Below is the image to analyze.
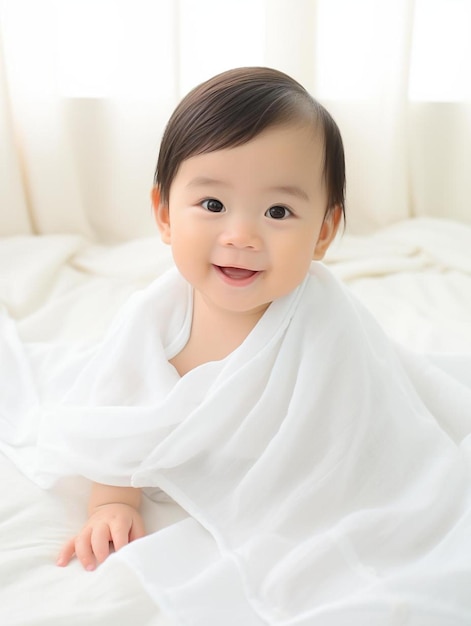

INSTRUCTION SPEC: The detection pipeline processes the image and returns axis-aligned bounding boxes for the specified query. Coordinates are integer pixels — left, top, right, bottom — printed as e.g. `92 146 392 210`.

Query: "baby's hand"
56 502 146 571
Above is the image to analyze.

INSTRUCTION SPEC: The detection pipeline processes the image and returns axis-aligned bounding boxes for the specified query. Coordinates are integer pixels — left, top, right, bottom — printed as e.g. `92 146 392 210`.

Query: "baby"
57 66 346 570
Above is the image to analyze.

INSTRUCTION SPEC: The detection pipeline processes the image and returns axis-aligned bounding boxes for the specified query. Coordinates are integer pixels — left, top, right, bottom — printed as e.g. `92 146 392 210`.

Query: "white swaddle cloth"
2 262 471 625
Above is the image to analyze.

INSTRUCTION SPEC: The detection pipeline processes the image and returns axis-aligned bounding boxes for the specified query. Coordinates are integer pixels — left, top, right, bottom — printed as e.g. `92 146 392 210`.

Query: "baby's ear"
151 187 171 244
313 205 342 260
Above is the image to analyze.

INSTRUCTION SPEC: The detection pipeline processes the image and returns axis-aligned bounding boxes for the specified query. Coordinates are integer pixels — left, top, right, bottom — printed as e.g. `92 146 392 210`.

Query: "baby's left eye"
266 205 291 220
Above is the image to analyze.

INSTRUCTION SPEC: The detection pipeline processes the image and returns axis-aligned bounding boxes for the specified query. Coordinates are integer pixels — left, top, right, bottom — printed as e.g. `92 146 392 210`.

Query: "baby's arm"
57 483 145 571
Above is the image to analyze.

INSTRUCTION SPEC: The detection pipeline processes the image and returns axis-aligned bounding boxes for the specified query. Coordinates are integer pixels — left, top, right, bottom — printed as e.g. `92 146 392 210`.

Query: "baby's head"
154 66 345 221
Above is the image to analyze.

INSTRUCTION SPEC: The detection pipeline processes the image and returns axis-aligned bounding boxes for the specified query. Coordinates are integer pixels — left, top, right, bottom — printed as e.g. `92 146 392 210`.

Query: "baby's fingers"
109 516 136 553
90 523 113 565
129 514 146 543
56 537 77 567
74 526 98 571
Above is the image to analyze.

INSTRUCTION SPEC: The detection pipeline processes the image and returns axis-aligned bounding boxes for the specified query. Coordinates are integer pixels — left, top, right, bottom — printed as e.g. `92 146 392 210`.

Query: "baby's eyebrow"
268 185 310 202
186 176 227 189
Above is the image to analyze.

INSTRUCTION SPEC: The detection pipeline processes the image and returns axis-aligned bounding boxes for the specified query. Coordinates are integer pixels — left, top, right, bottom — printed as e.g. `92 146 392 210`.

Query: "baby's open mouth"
216 266 258 280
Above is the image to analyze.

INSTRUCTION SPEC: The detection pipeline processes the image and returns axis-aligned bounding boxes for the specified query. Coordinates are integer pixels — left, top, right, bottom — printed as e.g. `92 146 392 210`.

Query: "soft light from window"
55 0 176 99
177 0 265 96
314 0 406 100
409 0 471 101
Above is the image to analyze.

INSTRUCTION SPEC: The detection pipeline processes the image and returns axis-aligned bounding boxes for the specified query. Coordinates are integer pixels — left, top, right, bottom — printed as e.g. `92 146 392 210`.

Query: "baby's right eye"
201 199 225 213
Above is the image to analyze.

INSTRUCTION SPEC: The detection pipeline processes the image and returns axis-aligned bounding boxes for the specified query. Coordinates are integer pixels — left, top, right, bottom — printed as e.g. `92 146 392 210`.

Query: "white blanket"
2 261 471 624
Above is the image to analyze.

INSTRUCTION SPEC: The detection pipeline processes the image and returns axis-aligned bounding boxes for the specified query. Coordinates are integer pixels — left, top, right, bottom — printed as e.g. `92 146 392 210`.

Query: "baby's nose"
219 216 261 249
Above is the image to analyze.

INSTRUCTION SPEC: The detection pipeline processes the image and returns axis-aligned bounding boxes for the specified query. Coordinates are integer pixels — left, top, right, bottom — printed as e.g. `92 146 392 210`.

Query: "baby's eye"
266 205 291 220
201 198 225 213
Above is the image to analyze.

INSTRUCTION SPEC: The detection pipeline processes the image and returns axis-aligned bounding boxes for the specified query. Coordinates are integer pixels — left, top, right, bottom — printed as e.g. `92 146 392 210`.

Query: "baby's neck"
170 293 268 376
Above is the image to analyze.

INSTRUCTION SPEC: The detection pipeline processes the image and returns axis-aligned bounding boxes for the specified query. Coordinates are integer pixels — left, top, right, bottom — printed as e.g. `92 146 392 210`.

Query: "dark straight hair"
154 67 345 220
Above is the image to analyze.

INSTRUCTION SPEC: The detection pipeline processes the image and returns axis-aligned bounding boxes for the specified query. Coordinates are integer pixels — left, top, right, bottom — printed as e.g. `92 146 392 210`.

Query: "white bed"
1 216 471 625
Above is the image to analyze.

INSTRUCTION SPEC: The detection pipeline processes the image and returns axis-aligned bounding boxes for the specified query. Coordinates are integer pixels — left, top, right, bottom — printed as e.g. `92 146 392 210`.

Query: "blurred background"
1 0 470 241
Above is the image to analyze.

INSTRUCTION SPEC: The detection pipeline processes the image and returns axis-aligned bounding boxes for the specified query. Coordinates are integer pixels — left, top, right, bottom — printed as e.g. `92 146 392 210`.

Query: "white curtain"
1 0 470 241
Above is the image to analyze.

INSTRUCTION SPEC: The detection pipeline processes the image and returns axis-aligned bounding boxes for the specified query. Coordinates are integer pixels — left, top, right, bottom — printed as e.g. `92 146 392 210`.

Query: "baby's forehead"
199 119 325 163
171 122 327 198
237 120 325 163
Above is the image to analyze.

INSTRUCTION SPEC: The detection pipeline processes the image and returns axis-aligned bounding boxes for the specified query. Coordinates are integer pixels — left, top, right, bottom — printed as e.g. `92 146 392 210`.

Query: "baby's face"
157 122 339 322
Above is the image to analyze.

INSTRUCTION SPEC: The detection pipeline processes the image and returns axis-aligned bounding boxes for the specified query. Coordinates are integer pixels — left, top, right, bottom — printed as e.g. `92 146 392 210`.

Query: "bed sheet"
327 218 471 353
1 217 470 625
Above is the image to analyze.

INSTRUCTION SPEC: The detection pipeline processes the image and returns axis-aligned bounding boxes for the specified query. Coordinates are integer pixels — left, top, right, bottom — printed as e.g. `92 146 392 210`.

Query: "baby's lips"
219 266 258 280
